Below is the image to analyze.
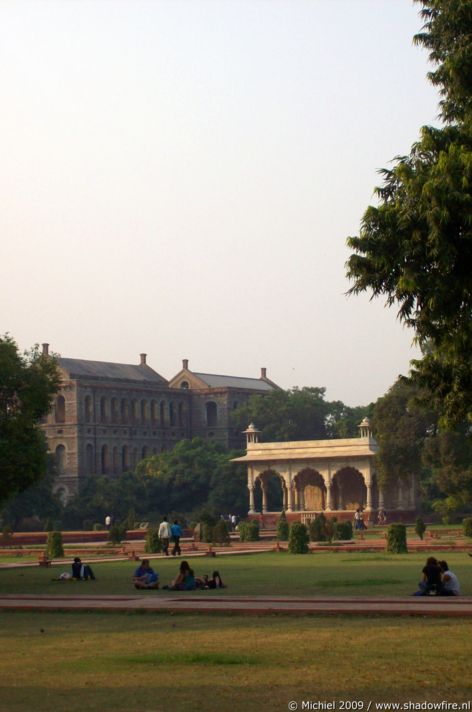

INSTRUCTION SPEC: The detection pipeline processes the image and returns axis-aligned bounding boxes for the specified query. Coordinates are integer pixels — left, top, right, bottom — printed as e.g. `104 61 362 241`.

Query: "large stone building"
41 344 278 501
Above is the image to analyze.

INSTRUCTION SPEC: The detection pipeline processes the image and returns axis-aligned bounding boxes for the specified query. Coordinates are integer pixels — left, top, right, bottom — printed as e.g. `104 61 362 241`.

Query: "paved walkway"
1 593 471 617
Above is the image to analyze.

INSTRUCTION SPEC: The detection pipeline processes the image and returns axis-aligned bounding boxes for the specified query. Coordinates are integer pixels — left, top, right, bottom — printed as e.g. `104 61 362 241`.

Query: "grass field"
1 611 472 712
1 551 472 597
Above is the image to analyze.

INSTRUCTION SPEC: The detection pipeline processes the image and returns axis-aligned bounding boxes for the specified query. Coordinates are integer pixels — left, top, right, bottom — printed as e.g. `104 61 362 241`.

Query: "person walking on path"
171 519 182 556
159 516 172 556
105 514 111 530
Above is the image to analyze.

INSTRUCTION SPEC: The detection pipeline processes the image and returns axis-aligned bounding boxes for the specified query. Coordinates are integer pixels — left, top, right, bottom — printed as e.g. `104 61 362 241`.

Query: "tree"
0 336 60 504
346 1 472 426
1 455 62 528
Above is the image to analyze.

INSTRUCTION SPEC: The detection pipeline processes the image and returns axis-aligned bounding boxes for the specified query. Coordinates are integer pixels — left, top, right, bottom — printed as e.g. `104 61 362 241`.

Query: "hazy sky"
0 0 440 406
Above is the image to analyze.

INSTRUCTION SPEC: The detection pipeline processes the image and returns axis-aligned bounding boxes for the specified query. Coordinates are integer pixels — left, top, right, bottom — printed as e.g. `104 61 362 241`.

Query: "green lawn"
1 551 471 597
0 611 471 712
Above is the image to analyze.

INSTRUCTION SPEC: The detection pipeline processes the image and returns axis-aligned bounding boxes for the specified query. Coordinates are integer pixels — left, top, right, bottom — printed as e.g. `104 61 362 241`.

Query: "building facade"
41 345 277 501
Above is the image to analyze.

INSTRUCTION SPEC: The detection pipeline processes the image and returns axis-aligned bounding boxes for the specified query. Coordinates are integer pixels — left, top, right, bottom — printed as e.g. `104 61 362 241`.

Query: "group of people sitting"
133 559 225 591
414 557 460 596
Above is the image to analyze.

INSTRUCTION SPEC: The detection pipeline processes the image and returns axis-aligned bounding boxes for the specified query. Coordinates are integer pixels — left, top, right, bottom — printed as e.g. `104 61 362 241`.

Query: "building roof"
192 372 275 391
58 358 168 385
232 436 378 463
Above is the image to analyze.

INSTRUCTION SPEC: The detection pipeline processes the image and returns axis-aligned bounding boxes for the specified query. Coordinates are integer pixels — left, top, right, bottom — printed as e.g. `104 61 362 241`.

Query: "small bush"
238 520 260 542
145 526 162 553
201 522 214 543
387 524 408 553
337 520 353 540
213 519 231 545
276 511 289 541
415 517 426 540
309 513 327 542
463 518 472 538
288 522 309 554
108 522 127 545
93 522 104 531
46 531 64 558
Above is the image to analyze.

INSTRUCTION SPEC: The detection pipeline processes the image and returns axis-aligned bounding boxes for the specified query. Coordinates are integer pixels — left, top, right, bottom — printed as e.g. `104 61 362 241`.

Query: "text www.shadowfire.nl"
287 702 471 711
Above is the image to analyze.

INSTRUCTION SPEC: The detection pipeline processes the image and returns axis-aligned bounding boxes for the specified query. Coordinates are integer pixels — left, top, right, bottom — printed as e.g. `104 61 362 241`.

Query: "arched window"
131 447 138 469
206 401 218 427
84 395 93 423
141 399 148 425
101 445 109 474
100 397 108 423
169 402 176 426
122 445 129 470
111 398 119 423
180 381 189 389
55 444 66 474
151 400 158 425
142 446 148 460
160 401 166 427
112 446 119 473
121 399 128 423
131 400 138 424
85 443 94 473
55 396 65 423
178 402 186 426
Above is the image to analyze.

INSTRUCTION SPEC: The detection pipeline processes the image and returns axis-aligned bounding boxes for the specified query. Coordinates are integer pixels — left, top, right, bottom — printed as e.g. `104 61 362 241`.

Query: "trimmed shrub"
386 523 408 553
213 519 231 545
46 531 64 558
309 513 327 542
238 520 260 542
201 522 214 543
415 517 426 540
288 522 309 554
337 520 353 540
276 511 289 541
325 517 338 543
463 517 472 538
145 526 162 553
108 522 127 545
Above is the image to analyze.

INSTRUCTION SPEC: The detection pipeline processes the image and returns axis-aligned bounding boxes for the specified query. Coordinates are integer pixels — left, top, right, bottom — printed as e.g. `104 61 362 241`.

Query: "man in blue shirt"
171 520 182 556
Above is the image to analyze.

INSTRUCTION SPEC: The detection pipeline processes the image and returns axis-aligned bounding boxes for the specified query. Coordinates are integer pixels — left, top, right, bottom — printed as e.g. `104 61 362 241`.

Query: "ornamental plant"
309 513 327 542
276 511 289 541
46 531 64 558
213 519 231 545
386 524 408 553
415 517 426 540
463 518 472 538
145 526 162 553
288 522 309 554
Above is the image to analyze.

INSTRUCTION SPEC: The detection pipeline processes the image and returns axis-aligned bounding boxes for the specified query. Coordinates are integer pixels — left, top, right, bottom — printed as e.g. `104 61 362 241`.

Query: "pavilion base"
248 510 419 528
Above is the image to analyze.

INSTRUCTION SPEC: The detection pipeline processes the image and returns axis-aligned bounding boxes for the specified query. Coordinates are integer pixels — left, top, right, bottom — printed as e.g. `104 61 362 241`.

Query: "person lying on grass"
201 571 226 589
133 559 159 589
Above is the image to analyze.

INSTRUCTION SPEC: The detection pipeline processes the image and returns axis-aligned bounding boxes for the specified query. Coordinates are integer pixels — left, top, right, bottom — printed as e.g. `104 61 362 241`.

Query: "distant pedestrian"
171 519 182 556
231 514 238 531
158 516 172 556
105 514 111 530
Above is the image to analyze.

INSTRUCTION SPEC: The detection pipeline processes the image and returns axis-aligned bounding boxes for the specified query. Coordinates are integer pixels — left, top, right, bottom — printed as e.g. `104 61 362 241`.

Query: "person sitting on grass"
438 560 461 596
133 559 159 589
72 557 96 581
414 556 443 596
163 560 196 591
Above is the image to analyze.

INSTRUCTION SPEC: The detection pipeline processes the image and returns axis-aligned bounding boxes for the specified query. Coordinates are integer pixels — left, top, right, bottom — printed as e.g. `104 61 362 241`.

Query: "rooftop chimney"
261 367 267 379
42 343 49 357
140 353 147 366
182 359 189 370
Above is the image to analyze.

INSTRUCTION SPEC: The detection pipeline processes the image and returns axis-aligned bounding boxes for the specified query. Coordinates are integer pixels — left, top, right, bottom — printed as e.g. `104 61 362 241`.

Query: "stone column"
288 482 295 512
326 482 333 511
262 482 268 513
378 487 385 510
366 482 373 510
248 485 255 514
283 483 288 511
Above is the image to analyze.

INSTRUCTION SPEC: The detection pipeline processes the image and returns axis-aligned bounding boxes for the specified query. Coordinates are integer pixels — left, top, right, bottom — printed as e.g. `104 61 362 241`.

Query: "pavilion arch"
332 467 367 511
254 469 285 512
293 468 327 511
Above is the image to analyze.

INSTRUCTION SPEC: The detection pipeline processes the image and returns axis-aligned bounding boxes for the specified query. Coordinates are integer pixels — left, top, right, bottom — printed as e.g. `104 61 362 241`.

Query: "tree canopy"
346 0 472 426
0 336 60 504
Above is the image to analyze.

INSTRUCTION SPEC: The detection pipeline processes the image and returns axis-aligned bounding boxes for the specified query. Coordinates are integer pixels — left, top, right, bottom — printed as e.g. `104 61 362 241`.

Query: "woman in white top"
439 560 461 596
